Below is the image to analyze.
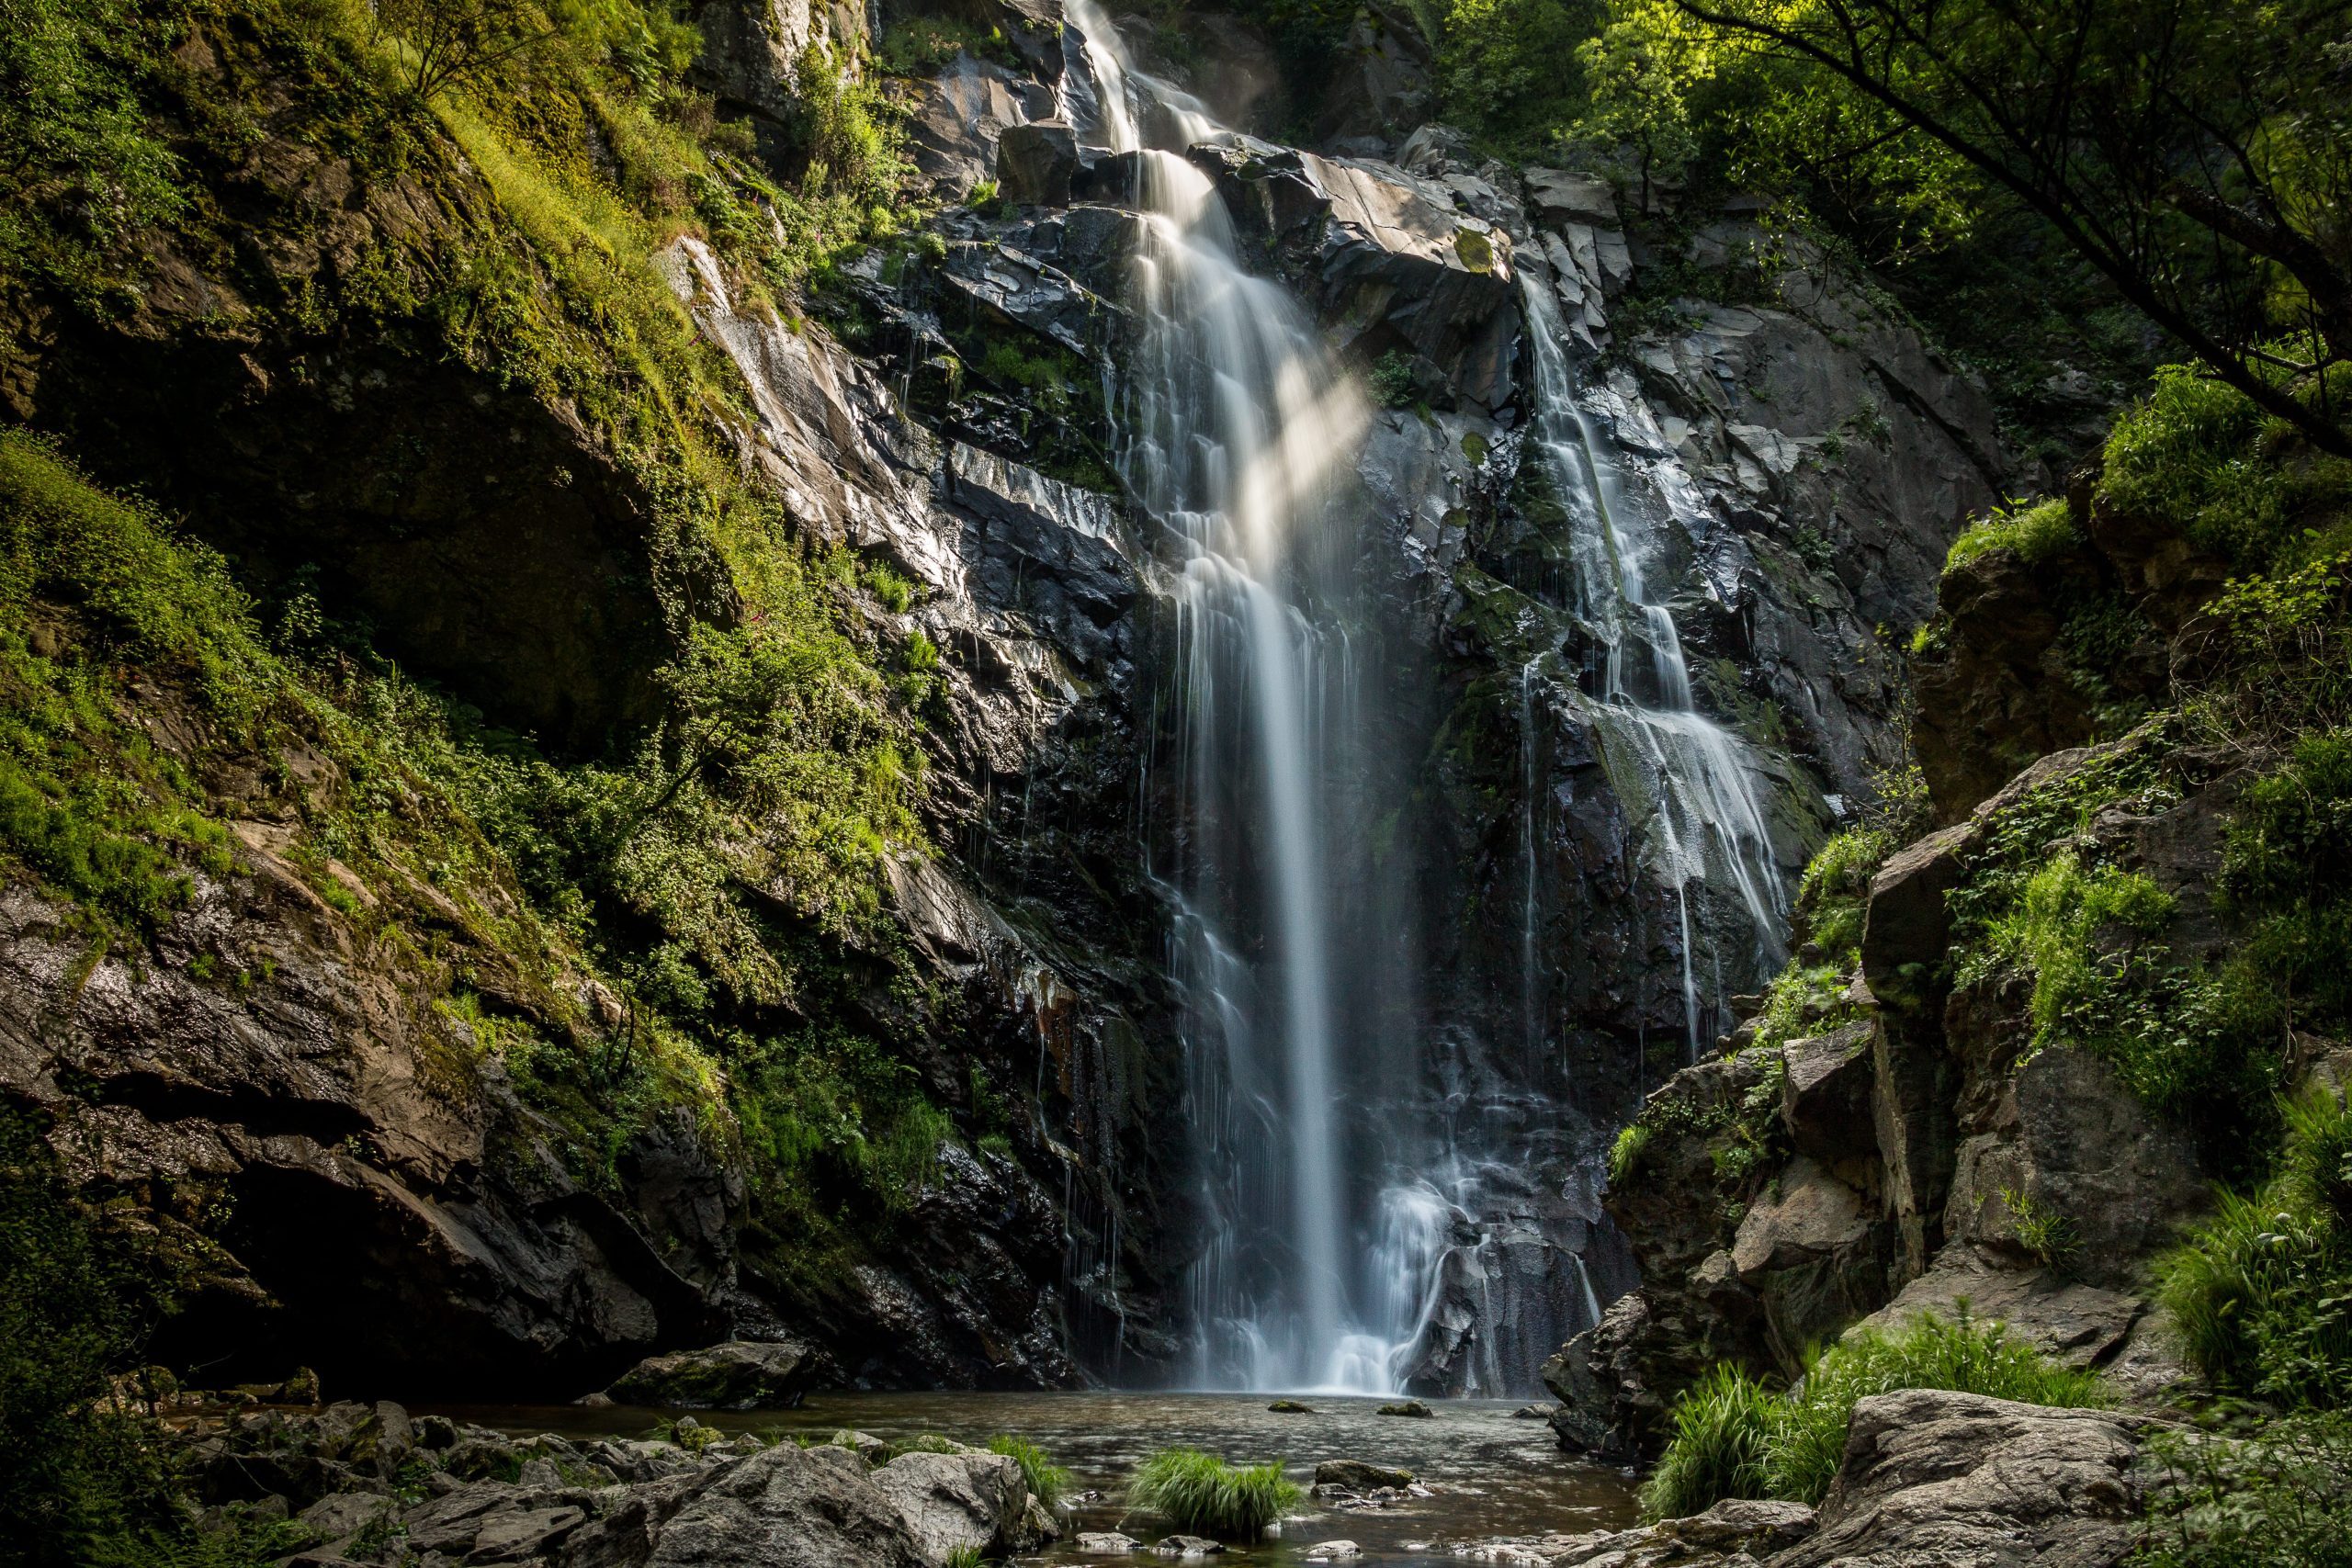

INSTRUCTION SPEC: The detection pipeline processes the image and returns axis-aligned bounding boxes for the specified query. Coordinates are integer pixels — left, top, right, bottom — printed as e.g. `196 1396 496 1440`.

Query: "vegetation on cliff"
0 0 1016 1393
1641 1311 2104 1519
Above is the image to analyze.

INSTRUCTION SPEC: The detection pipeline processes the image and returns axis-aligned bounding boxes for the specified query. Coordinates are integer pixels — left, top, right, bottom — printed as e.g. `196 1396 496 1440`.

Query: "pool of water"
443 1392 1639 1564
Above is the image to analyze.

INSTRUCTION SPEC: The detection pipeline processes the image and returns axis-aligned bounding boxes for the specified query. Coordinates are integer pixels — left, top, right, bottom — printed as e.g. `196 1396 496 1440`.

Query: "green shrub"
1125 1448 1302 1538
1793 827 1889 957
2159 1085 2352 1409
2137 1411 2352 1568
1368 349 1419 409
1944 497 2079 573
1644 1311 2108 1519
987 1434 1071 1506
2221 729 2352 1034
2099 364 2351 573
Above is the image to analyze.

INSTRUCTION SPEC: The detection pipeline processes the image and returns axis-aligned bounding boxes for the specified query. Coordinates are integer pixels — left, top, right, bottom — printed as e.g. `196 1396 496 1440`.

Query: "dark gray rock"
1781 1022 1877 1163
1314 1460 1414 1491
998 120 1080 207
605 1340 815 1410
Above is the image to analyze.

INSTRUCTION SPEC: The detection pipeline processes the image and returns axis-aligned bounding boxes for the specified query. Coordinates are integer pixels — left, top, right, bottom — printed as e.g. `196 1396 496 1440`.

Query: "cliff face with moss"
1549 357 2352 1455
0 0 2021 1405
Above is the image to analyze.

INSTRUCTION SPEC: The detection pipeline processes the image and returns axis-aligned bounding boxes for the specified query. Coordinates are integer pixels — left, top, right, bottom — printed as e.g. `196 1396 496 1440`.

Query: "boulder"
1780 1021 1876 1162
1314 1460 1413 1491
1154 1538 1225 1558
1522 168 1618 229
1188 139 1519 411
869 1450 1031 1564
1729 1156 1896 1371
1376 1398 1433 1417
575 1442 926 1568
997 120 1081 207
1302 1542 1363 1562
605 1340 816 1410
1077 1533 1143 1552
1773 1389 2153 1568
1267 1398 1314 1413
1656 1496 1815 1551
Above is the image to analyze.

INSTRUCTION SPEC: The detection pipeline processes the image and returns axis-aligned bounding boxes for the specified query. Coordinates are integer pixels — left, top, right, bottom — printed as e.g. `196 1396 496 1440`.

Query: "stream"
444 1393 1640 1562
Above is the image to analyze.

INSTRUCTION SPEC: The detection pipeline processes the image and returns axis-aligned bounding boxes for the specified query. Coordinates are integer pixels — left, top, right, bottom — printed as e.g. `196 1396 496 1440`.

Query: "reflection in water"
447 1392 1638 1564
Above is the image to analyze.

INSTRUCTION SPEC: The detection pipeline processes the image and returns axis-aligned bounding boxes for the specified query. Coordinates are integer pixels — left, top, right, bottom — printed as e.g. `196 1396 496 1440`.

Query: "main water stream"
456 1395 1639 1564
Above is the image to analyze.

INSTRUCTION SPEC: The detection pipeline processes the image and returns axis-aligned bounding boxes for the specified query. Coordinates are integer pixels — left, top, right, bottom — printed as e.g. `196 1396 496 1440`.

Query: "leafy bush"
1943 497 2079 573
2159 1085 2352 1409
1643 1311 2107 1519
2221 729 2352 1034
1367 349 1419 409
987 1434 1071 1506
1125 1448 1302 1538
2136 1411 2352 1568
2099 365 2352 573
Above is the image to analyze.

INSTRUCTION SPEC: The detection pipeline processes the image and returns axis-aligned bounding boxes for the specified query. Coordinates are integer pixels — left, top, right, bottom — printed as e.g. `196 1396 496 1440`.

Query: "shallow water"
448 1392 1639 1563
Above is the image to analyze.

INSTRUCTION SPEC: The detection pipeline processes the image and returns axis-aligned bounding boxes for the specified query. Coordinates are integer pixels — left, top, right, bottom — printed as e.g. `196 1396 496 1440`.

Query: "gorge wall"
0 0 2003 1400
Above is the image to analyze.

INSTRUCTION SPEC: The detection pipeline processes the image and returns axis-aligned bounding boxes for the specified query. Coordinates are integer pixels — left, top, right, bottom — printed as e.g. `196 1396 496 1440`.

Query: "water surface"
455 1392 1639 1564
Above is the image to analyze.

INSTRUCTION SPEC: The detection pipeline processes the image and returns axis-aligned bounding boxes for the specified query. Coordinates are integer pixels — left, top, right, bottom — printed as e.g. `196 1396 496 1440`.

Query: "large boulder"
604 1340 816 1410
1773 1389 2153 1568
869 1450 1039 1564
567 1443 926 1568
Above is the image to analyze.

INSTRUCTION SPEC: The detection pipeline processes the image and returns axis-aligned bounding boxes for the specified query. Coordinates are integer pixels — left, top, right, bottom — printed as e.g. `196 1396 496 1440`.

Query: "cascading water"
1064 1 1786 1397
1517 275 1787 1054
1068 0 1397 1391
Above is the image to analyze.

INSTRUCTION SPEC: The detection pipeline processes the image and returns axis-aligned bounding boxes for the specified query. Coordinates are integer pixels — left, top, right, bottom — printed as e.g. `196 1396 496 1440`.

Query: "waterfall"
1063 2 1783 1397
1518 274 1787 1050
1069 0 1395 1392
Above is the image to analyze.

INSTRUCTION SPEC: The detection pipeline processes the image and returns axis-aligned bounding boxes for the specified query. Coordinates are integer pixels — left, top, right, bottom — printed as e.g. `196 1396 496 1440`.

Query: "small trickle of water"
1518 274 1787 1047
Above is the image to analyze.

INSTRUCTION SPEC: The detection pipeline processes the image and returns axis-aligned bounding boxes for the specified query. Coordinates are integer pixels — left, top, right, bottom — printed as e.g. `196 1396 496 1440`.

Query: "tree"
368 0 556 100
1659 0 2352 454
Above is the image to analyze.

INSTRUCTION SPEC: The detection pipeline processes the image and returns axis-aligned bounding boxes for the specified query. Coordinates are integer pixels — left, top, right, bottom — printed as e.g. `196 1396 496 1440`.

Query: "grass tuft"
986 1434 1071 1506
1125 1447 1302 1539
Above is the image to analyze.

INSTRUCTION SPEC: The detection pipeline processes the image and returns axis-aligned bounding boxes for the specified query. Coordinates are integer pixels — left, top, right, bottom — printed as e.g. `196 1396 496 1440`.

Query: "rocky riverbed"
134 1379 2165 1566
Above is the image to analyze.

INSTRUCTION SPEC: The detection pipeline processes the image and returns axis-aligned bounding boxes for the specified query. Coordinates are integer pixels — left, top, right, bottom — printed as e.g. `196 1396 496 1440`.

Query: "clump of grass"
1640 1364 1779 1519
2158 1084 2352 1409
1607 1121 1652 1185
1998 1186 2080 1270
987 1435 1071 1506
2138 1411 2352 1568
1944 496 2079 573
1642 1311 2108 1519
1125 1448 1302 1539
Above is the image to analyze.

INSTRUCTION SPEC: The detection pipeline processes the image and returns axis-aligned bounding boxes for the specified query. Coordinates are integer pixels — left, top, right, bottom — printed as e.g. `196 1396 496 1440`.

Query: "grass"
1642 1310 2109 1519
2158 1084 2352 1410
987 1435 1071 1506
1943 496 2079 573
1125 1448 1303 1539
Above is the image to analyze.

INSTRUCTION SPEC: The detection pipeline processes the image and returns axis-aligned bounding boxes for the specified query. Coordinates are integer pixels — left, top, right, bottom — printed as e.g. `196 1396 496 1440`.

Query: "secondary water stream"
458 1394 1639 1564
